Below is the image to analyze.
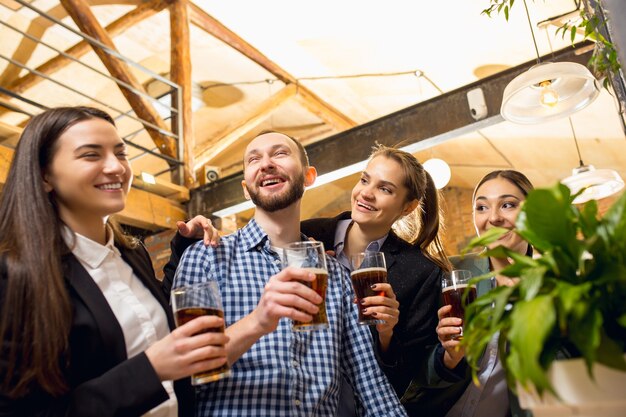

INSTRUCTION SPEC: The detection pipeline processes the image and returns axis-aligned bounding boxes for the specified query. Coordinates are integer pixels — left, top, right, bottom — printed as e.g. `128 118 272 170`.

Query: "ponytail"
414 172 451 272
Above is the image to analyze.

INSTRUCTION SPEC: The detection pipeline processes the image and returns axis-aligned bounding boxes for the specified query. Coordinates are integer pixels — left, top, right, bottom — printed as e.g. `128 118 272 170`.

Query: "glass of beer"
283 241 329 331
441 269 476 340
350 252 387 325
171 280 230 384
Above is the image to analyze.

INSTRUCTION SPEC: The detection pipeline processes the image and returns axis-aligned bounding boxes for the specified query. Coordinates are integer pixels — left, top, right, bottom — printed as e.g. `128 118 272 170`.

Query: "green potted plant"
462 183 626 416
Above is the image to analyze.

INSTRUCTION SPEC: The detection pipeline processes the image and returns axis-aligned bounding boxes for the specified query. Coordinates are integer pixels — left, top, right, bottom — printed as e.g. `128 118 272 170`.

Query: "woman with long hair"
301 144 451 414
402 169 534 417
0 106 227 416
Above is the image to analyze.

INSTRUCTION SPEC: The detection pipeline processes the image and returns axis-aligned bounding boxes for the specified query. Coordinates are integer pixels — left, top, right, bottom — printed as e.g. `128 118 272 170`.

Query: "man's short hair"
254 130 309 167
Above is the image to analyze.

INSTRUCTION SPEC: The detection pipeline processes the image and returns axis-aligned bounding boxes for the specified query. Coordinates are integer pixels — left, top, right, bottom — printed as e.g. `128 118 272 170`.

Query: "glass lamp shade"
561 164 625 204
423 158 451 189
501 62 600 124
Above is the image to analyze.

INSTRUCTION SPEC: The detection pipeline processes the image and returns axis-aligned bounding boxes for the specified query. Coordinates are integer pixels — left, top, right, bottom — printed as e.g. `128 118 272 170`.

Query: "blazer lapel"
380 232 402 271
64 254 127 361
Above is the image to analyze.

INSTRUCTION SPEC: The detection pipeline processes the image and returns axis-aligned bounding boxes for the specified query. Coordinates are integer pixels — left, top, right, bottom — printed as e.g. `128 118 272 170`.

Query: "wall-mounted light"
140 171 156 185
423 158 451 189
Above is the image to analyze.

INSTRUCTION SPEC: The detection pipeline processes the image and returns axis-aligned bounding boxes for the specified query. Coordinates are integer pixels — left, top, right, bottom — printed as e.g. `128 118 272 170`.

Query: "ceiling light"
560 117 624 204
501 62 599 124
423 158 451 189
561 165 624 204
500 0 599 124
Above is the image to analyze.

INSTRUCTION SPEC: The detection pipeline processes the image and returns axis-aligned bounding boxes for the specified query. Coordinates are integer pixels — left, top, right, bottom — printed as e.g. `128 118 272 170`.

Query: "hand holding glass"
441 269 476 340
171 280 230 384
282 241 329 331
350 252 388 325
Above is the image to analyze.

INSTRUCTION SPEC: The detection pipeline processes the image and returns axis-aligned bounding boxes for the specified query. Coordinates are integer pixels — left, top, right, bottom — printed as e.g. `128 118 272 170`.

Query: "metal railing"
0 0 185 180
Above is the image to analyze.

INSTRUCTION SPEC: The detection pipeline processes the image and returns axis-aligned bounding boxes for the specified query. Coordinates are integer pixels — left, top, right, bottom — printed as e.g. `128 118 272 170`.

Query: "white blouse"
63 226 177 417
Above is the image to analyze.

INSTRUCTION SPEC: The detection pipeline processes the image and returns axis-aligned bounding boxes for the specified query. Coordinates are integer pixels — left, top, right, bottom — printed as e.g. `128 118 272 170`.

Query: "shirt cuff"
433 343 467 382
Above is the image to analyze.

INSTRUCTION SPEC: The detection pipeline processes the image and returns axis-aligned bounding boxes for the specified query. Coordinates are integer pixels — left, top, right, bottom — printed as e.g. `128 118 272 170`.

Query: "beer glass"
350 252 388 325
283 241 329 331
441 269 476 340
171 280 230 384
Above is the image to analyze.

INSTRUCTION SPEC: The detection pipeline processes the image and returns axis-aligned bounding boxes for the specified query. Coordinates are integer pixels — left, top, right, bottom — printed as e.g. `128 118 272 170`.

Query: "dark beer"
350 267 387 324
174 307 230 384
293 268 329 330
442 284 477 340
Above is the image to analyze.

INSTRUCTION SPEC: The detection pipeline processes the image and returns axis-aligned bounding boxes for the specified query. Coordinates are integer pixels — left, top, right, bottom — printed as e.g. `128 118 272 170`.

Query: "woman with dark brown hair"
402 169 534 417
0 106 227 416
301 144 451 414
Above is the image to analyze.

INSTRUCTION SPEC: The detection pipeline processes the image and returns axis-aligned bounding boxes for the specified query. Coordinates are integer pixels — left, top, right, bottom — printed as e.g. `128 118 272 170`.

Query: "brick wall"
144 229 176 281
440 187 477 256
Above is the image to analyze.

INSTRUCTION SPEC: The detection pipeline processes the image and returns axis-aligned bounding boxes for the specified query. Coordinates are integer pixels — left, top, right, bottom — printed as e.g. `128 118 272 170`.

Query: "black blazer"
301 212 443 395
0 244 194 417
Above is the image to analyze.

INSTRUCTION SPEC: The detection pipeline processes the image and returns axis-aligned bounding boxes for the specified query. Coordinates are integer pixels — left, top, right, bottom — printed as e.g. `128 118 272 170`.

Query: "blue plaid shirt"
174 219 407 417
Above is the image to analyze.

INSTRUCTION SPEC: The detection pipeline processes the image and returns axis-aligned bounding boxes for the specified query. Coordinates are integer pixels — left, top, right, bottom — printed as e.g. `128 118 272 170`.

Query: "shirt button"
294 399 301 407
292 360 299 368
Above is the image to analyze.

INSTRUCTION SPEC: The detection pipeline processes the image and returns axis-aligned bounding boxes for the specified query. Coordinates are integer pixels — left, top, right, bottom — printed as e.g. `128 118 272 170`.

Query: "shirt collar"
62 225 118 269
239 219 270 252
334 219 389 253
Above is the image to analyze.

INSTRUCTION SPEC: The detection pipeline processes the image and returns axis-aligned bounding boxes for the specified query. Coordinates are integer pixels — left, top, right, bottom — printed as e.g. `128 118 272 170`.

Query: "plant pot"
517 356 626 417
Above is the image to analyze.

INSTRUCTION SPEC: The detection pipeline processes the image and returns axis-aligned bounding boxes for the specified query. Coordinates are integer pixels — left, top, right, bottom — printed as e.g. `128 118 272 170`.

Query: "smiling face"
242 132 314 213
473 176 528 254
43 118 131 229
351 155 418 235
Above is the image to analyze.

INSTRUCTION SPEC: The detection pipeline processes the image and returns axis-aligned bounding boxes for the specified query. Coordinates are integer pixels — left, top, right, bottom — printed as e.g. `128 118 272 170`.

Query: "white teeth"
357 201 375 211
98 183 122 190
261 178 281 186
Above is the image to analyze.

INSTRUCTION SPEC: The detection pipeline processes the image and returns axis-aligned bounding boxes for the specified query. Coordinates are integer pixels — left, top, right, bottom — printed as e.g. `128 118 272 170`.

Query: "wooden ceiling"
1 0 625 231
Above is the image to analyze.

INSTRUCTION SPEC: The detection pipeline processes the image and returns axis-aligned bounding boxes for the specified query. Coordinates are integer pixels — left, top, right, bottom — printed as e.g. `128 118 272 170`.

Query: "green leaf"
569 307 602 370
618 313 626 328
504 5 509 21
570 26 577 43
507 295 556 394
463 227 509 254
517 185 578 255
518 266 545 301
594 329 626 371
601 191 626 246
554 281 591 316
578 200 599 239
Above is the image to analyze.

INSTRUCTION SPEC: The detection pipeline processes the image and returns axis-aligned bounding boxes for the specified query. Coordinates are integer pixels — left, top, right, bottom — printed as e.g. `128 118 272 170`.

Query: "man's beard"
246 172 305 212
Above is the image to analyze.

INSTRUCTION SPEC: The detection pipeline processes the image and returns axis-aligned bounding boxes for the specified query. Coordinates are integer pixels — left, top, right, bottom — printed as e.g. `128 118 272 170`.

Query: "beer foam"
350 267 387 277
303 267 328 275
442 284 473 292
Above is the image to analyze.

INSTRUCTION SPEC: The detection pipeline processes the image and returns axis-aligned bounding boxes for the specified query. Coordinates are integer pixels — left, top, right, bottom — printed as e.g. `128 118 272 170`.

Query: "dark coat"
401 253 531 417
0 243 194 417
301 211 443 396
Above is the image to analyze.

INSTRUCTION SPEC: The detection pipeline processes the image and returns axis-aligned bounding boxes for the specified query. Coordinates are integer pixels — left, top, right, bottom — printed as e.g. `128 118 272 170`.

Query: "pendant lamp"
500 0 600 124
560 118 624 204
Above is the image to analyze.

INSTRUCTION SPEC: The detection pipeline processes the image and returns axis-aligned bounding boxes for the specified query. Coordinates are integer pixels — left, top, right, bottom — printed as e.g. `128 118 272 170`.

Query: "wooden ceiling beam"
60 0 178 159
7 0 170 96
188 44 594 216
0 22 49 87
193 83 297 171
187 3 356 131
169 0 195 187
